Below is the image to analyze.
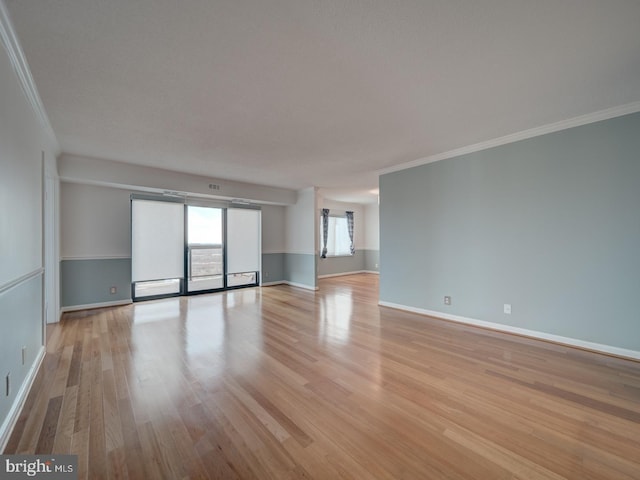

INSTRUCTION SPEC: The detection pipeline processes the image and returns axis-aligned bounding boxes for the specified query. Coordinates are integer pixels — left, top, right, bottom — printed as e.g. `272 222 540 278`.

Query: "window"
321 215 353 256
131 199 184 299
131 197 260 301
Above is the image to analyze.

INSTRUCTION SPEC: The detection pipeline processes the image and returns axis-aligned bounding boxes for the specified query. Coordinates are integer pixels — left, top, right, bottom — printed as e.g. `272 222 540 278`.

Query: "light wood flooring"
5 274 640 479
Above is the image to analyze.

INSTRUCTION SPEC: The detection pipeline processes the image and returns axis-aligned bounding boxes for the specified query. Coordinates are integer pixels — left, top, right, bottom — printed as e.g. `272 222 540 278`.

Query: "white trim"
0 346 45 453
260 281 318 290
377 101 640 177
263 272 378 285
261 280 286 287
318 270 371 279
60 255 131 261
0 2 59 152
378 301 640 362
61 299 132 313
0 268 43 295
262 250 285 255
284 281 318 291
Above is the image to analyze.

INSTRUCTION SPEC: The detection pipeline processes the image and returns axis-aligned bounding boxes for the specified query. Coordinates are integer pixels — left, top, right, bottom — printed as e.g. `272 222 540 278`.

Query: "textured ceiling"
5 0 640 203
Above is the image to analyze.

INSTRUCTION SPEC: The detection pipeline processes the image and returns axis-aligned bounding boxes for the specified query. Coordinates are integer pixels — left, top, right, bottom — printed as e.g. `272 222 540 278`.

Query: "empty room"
1 1 639 479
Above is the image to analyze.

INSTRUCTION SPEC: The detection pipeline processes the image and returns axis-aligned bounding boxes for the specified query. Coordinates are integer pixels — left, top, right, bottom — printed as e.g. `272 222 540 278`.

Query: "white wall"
61 182 131 259
59 154 297 206
286 187 317 254
0 75 45 284
364 202 379 250
261 205 286 254
61 183 289 260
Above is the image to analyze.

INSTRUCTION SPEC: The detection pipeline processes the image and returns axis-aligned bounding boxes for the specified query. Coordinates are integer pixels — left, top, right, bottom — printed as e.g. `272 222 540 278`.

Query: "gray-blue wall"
59 254 319 304
316 249 379 276
60 253 316 305
262 253 285 283
0 274 43 434
363 249 379 273
318 250 365 276
380 112 640 352
61 258 132 307
284 253 317 288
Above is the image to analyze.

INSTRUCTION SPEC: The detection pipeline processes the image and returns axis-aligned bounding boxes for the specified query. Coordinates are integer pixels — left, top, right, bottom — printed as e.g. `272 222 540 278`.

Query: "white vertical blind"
131 200 184 282
226 208 261 274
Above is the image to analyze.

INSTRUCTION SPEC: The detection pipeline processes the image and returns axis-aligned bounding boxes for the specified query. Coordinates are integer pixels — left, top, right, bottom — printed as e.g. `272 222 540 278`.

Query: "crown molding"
377 101 640 177
0 1 59 152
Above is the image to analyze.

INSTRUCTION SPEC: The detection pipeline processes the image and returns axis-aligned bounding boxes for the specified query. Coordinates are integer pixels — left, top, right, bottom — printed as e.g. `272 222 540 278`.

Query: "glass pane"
188 206 222 244
134 279 181 297
334 217 351 255
227 272 257 287
188 206 224 292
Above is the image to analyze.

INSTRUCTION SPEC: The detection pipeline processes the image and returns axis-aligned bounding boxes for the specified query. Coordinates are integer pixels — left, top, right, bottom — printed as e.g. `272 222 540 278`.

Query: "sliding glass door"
187 206 224 292
131 197 260 301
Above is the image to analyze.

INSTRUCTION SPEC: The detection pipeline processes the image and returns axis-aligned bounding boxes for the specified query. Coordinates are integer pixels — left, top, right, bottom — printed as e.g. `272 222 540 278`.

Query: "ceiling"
5 0 640 203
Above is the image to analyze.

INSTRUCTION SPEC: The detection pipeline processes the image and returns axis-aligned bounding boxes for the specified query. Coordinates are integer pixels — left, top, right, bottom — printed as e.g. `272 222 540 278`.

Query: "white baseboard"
0 346 45 453
283 281 319 291
261 281 318 291
318 270 379 279
60 299 132 313
264 272 378 287
378 301 640 361
318 270 367 279
261 281 286 287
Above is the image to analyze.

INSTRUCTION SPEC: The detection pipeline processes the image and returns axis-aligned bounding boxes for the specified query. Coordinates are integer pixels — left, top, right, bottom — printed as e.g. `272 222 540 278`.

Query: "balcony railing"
188 244 223 279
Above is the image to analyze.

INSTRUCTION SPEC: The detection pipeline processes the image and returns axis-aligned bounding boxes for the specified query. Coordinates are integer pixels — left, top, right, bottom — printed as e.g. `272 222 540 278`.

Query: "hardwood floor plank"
89 357 107 480
71 428 90 480
66 341 83 388
52 385 78 454
35 395 63 454
13 353 60 453
234 377 312 447
117 398 145 480
5 274 640 479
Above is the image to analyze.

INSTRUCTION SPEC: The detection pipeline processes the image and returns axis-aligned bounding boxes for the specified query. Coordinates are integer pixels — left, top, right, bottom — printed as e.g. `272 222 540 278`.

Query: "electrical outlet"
444 296 451 305
110 286 117 295
264 272 269 278
22 346 26 365
5 373 10 397
504 304 512 314
375 263 379 268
